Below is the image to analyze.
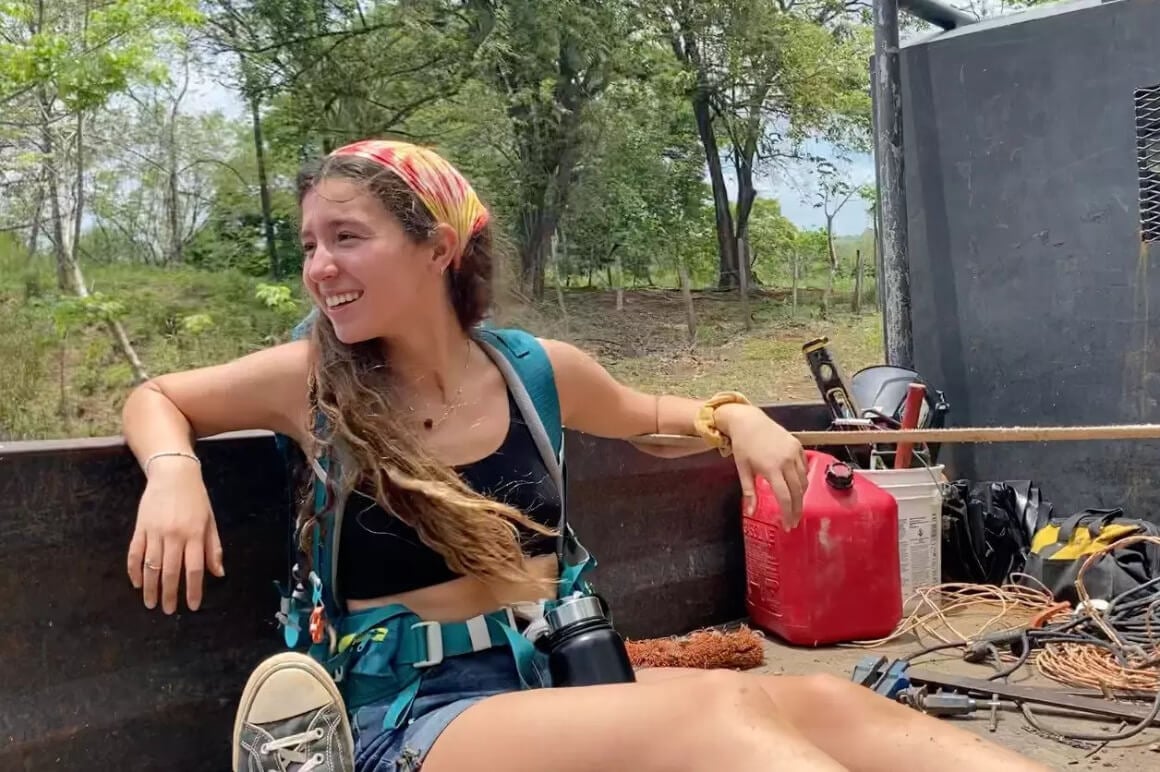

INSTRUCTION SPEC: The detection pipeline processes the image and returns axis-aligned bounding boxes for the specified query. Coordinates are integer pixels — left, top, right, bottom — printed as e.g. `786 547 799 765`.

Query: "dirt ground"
755 634 1157 769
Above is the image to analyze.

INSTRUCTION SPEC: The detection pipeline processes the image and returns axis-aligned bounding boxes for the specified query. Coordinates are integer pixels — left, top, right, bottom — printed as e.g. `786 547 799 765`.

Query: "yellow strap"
1030 523 1143 560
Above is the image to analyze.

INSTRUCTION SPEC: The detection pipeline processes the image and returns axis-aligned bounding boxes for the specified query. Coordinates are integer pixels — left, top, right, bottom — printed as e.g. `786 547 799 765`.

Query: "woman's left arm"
542 339 808 527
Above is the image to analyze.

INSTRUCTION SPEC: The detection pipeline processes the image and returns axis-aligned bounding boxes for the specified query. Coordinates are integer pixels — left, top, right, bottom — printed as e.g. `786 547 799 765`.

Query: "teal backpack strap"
472 326 597 600
274 308 322 646
472 326 562 460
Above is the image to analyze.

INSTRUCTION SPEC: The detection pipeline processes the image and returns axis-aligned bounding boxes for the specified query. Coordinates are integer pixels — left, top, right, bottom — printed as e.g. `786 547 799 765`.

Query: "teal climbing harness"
273 314 599 728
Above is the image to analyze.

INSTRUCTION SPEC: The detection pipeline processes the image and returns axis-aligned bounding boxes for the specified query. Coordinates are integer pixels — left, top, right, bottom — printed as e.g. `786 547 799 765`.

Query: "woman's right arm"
122 340 311 615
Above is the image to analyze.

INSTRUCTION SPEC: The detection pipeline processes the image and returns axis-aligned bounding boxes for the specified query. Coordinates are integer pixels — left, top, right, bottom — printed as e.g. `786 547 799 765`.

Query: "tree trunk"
853 248 864 314
691 95 738 290
517 114 583 301
792 253 800 318
165 51 190 264
825 261 836 320
733 148 758 272
26 166 45 261
677 259 697 345
824 213 838 317
520 213 551 300
39 90 71 291
737 233 751 330
872 204 882 310
165 112 181 263
69 112 150 383
614 250 624 311
550 230 568 329
250 94 279 279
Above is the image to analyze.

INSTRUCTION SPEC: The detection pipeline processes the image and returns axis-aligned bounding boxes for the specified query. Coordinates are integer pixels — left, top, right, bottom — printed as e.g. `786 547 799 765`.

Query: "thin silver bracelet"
144 450 201 477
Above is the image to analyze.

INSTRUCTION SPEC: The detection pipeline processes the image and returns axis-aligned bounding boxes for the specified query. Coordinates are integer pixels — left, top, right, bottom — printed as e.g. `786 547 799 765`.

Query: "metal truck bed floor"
752 636 1157 769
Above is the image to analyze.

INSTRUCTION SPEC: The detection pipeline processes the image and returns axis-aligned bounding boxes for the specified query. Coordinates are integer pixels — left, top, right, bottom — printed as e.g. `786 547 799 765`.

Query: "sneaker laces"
258 727 327 772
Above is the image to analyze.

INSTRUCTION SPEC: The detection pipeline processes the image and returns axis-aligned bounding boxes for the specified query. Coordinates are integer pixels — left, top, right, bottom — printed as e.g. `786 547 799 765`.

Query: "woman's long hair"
296 154 556 595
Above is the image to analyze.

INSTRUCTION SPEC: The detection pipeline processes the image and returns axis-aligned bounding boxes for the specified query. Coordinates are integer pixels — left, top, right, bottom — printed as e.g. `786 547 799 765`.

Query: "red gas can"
742 450 902 645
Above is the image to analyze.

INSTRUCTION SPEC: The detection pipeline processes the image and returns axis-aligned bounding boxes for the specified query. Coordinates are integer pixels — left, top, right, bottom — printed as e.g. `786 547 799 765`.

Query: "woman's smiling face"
299 177 448 344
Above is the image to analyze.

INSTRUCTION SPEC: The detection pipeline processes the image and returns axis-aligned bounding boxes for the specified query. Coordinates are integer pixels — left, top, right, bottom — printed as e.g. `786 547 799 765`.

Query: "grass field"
0 260 884 440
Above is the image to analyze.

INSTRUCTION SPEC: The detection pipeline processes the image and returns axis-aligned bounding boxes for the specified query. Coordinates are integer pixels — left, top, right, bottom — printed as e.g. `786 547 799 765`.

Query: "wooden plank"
633 423 1160 450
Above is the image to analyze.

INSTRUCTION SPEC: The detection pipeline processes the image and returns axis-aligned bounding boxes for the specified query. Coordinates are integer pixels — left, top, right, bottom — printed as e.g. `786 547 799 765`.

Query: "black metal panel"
899 0 1160 518
0 433 290 771
0 402 832 769
567 402 835 639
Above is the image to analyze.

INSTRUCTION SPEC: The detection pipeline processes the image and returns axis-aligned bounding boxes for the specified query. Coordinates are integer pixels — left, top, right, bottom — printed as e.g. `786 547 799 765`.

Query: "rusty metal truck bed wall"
899 0 1160 519
0 402 830 769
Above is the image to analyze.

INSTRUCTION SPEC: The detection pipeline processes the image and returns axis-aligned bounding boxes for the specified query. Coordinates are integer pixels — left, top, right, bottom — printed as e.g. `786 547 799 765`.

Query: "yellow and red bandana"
329 139 489 257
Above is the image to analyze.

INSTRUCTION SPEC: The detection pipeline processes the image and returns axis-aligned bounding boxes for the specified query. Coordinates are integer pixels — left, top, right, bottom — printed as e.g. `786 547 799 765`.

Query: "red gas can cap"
825 461 855 490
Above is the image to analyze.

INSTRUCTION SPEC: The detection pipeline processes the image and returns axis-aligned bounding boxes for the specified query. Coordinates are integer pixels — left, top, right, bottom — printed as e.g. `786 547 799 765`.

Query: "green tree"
656 0 871 292
0 0 201 381
469 0 637 300
746 197 799 286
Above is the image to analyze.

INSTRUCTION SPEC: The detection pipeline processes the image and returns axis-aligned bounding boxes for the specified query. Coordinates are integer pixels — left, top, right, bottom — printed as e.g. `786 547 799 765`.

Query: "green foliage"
0 0 202 109
0 258 311 438
49 292 126 337
0 0 893 439
255 282 298 313
180 312 214 335
558 68 707 285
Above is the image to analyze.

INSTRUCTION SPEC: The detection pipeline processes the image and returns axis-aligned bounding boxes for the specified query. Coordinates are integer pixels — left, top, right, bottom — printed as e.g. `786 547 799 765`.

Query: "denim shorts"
350 647 550 771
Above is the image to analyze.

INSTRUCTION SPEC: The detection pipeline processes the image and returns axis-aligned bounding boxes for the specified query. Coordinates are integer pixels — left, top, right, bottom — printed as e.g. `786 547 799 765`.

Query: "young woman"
121 139 1046 772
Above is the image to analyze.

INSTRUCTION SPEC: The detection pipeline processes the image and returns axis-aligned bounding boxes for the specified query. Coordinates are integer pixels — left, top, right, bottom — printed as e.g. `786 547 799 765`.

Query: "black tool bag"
1020 509 1160 604
941 480 1048 586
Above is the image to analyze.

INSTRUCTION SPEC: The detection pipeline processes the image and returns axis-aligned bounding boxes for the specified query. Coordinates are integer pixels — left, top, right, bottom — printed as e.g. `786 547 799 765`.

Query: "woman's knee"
768 672 875 720
667 670 784 735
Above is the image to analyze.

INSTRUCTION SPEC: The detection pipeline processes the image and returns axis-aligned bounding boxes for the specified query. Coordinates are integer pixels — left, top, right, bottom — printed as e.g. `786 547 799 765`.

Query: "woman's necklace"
410 338 472 431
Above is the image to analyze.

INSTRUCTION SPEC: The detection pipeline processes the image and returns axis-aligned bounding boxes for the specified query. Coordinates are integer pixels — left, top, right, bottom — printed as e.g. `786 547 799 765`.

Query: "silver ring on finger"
145 560 162 571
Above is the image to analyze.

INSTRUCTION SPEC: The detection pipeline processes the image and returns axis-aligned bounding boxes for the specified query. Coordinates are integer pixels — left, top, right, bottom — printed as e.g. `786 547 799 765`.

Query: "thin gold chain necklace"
408 338 472 431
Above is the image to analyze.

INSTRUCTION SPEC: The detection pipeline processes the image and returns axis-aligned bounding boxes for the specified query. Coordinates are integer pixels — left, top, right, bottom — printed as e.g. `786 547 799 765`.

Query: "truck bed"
755 631 1157 769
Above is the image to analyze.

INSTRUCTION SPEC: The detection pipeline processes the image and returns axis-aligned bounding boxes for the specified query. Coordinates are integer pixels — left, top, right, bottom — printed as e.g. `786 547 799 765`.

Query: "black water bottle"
541 595 637 687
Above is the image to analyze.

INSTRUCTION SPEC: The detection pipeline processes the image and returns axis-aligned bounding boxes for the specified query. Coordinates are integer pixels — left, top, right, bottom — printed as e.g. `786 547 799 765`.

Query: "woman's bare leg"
423 670 847 771
637 668 1049 772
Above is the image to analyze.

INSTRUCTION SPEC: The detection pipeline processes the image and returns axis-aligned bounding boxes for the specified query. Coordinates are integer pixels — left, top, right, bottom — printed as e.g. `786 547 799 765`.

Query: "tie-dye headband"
329 139 490 258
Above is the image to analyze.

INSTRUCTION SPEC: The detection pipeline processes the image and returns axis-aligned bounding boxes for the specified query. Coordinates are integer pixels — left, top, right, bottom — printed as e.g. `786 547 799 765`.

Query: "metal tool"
802 337 862 422
851 655 912 698
987 693 1001 731
906 669 1160 726
897 687 979 716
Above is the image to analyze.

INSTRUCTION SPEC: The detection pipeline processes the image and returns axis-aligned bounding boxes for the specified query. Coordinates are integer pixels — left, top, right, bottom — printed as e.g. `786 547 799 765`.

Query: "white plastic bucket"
854 466 945 612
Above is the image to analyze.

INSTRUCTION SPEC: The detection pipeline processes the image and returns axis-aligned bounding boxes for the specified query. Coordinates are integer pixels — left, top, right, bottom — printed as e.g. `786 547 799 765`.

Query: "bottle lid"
825 461 855 490
545 595 606 633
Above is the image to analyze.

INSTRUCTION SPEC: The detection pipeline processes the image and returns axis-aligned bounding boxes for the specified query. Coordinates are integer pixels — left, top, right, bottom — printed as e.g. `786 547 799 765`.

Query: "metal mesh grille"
1137 84 1160 243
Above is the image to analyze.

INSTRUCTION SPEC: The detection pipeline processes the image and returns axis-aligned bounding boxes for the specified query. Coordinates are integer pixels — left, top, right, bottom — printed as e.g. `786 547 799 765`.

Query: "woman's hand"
716 404 808 528
126 457 224 614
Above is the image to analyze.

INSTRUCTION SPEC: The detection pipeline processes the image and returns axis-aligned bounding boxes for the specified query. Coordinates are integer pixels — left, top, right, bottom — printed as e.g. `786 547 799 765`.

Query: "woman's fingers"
754 464 794 525
780 459 805 529
206 516 225 578
142 537 164 610
127 526 146 590
735 457 757 516
185 536 205 612
161 536 186 614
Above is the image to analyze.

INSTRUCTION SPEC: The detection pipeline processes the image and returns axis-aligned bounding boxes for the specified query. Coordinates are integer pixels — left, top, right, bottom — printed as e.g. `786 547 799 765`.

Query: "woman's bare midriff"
345 553 560 622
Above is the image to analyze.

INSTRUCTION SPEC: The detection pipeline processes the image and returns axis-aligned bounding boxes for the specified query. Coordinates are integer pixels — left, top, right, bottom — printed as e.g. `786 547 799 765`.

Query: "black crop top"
337 390 560 600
